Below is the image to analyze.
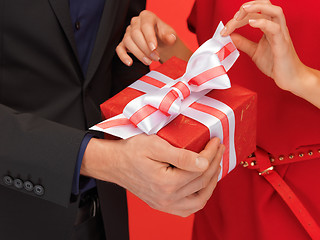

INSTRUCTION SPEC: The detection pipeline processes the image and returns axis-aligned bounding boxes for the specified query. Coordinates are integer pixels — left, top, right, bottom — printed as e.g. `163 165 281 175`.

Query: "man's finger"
160 166 221 217
175 143 223 199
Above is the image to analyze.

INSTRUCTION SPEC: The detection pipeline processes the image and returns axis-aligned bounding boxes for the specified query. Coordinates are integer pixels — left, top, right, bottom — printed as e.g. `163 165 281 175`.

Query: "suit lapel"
85 0 120 85
48 0 122 83
48 0 80 69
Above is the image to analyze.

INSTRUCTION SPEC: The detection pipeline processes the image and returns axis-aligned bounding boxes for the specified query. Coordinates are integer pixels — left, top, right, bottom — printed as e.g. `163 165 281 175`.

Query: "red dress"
188 0 320 239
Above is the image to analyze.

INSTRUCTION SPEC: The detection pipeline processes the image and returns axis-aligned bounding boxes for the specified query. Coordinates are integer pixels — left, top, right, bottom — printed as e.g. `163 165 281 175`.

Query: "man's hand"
81 134 223 217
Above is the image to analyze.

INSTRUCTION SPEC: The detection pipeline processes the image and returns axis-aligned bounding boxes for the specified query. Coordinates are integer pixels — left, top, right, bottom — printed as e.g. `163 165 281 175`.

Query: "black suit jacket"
0 0 147 239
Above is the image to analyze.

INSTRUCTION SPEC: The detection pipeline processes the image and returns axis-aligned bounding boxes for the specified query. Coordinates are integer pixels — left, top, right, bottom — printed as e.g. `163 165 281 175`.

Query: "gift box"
91 22 257 179
93 56 256 178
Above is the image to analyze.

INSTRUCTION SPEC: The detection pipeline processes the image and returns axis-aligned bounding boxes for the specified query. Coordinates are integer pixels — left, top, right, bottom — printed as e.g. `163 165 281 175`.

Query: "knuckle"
125 27 131 36
176 150 188 168
139 10 148 17
140 10 153 18
123 35 131 45
131 27 140 36
260 18 268 25
144 135 158 148
116 44 124 52
148 199 166 212
165 184 176 196
159 181 176 196
180 212 192 218
157 198 171 208
144 135 159 155
195 199 207 212
148 134 159 142
199 200 207 210
140 21 152 31
201 176 210 189
275 6 284 16
275 24 281 33
130 17 138 25
125 25 131 32
147 201 158 210
198 193 209 207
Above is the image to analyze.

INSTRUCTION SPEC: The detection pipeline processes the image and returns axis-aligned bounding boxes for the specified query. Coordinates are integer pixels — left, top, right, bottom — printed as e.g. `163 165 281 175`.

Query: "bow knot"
143 79 191 115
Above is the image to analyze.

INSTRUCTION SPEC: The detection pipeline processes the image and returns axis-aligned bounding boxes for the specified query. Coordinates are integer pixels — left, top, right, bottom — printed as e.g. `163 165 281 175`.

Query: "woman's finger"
248 18 285 52
131 22 160 61
230 33 257 58
139 10 160 51
221 12 263 36
116 42 133 66
122 32 153 65
238 2 286 29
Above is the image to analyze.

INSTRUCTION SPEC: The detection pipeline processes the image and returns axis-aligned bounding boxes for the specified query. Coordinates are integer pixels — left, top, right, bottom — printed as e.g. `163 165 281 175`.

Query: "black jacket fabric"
0 0 147 239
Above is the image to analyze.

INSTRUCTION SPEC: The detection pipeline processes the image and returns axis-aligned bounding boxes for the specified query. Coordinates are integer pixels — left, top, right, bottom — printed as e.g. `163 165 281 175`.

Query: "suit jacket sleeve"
0 104 86 207
0 0 148 208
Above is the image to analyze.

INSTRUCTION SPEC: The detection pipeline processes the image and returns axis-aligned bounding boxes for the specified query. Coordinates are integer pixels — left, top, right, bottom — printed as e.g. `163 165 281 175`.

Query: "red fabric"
188 0 320 239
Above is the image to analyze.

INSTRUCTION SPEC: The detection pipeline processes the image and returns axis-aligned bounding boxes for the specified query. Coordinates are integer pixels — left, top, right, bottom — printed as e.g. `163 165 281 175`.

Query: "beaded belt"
241 145 320 240
241 145 320 170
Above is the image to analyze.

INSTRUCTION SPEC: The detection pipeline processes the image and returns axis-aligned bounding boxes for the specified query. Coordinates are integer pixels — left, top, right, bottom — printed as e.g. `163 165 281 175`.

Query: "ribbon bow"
142 37 237 116
122 22 239 134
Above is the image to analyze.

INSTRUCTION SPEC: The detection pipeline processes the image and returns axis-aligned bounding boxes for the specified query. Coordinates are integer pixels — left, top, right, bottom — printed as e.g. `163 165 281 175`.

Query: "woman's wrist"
291 65 320 108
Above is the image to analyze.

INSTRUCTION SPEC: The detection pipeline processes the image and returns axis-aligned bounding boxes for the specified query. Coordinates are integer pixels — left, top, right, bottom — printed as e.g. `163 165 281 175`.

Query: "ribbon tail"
213 22 240 72
90 114 144 139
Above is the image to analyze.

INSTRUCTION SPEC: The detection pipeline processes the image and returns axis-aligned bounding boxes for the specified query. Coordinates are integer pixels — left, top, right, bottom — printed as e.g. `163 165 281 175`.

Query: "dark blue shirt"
70 0 106 195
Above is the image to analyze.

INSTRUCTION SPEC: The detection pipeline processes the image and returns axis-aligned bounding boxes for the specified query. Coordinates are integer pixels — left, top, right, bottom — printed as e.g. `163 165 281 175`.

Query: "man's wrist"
80 138 118 183
72 133 94 195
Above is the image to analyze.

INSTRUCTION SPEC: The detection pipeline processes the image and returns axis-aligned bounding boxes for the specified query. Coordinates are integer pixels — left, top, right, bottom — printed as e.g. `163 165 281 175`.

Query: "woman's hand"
221 0 320 108
116 10 192 66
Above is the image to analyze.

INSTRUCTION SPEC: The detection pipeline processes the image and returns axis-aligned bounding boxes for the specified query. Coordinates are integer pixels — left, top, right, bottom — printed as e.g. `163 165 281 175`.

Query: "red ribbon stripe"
189 102 230 178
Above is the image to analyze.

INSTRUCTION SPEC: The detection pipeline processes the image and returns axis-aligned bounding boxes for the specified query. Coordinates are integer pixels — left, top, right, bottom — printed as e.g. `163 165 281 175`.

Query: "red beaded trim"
241 147 320 169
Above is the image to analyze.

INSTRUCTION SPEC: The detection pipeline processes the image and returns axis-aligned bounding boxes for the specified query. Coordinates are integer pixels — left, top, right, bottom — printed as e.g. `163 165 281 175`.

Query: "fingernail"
142 57 152 65
243 4 252 9
248 19 256 25
150 52 160 61
221 145 226 154
220 26 227 36
169 33 176 41
196 157 209 170
234 11 240 20
125 59 132 66
213 137 221 144
149 42 156 51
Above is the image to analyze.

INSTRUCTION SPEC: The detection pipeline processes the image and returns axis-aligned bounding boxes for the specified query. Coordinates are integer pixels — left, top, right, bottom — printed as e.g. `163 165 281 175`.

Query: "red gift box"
99 57 256 166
